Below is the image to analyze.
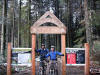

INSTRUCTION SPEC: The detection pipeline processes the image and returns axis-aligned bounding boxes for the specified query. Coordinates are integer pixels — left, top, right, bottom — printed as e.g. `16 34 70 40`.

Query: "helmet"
41 44 45 46
51 45 55 48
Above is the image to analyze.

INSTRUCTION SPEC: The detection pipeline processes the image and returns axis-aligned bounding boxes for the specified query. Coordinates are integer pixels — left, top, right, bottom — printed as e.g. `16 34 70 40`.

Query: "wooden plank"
31 26 66 34
7 43 12 75
12 48 32 53
32 34 36 75
84 43 90 75
66 64 85 66
66 48 85 50
12 48 32 50
61 34 66 75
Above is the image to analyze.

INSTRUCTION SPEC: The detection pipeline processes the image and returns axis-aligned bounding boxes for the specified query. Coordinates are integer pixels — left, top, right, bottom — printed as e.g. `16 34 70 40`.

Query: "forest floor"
0 65 100 75
12 66 100 75
0 61 100 75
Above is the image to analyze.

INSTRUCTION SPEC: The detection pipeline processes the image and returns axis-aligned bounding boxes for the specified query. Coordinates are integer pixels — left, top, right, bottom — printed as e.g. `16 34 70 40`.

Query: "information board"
18 53 31 64
66 48 85 64
12 48 32 64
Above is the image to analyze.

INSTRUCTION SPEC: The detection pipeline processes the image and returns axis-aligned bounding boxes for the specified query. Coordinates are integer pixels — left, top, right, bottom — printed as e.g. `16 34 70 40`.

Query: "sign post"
84 43 90 75
7 43 12 75
61 34 66 75
66 43 90 75
32 34 36 75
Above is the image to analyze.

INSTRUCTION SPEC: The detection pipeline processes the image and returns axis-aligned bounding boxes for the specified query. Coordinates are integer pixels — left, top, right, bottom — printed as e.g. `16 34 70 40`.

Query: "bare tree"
0 0 7 61
18 0 21 47
84 0 93 55
27 0 31 47
11 0 15 47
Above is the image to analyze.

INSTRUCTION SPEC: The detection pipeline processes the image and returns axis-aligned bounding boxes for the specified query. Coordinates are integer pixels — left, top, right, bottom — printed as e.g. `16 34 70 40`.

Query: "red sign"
67 53 76 64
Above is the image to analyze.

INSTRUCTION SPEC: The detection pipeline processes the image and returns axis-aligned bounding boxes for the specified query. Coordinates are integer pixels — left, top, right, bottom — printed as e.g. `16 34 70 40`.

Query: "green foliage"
91 11 100 40
92 12 100 27
73 10 100 48
21 6 28 20
0 54 3 63
94 41 100 51
59 0 65 6
73 26 86 47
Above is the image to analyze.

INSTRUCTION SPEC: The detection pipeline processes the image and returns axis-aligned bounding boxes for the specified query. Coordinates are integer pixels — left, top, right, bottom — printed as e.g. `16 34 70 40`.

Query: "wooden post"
84 43 90 75
7 43 12 75
61 34 66 75
32 34 36 75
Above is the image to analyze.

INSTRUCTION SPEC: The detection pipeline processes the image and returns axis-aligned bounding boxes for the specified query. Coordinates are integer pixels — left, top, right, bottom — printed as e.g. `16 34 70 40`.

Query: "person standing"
45 45 64 75
35 43 49 73
36 44 49 61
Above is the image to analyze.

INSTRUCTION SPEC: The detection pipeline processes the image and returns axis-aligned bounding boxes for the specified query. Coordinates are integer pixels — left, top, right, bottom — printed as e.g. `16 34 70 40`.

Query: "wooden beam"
7 43 12 75
61 34 66 75
32 34 36 75
84 43 90 75
31 26 66 34
33 18 65 28
33 11 66 28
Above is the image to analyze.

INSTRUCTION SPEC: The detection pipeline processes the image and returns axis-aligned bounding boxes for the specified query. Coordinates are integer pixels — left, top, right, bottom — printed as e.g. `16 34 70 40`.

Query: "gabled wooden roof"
30 11 67 34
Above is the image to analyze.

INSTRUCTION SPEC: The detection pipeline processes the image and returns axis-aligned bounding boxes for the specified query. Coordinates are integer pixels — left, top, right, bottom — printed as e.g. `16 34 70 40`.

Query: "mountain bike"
49 61 58 75
38 60 47 75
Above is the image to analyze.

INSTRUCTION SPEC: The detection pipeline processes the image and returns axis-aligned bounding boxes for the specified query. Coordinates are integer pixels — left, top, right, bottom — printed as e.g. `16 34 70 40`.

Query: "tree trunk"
84 0 93 56
67 0 73 47
0 0 7 61
28 0 31 47
54 0 61 51
18 0 21 47
11 0 15 47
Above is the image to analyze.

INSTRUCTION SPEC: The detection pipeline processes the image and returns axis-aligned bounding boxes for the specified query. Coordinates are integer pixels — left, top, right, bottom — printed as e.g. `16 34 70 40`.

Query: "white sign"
18 53 31 64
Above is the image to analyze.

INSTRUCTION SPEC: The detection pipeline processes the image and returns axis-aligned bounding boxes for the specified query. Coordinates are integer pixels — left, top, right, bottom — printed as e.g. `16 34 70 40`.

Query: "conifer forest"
0 0 100 75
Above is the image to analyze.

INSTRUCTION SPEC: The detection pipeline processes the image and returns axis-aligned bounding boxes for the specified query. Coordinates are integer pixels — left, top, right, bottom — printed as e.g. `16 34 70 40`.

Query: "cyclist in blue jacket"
45 45 64 74
45 45 64 60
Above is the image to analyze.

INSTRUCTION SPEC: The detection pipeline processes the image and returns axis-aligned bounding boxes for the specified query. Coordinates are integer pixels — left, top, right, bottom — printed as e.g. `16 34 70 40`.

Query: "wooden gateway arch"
30 11 67 75
7 11 90 75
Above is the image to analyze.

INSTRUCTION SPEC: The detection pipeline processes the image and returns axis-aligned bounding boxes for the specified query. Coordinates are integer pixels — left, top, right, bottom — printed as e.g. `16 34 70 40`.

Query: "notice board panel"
67 53 76 64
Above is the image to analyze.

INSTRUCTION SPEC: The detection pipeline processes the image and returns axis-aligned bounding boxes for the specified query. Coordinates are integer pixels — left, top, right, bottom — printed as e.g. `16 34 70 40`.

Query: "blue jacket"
45 51 63 60
36 48 49 61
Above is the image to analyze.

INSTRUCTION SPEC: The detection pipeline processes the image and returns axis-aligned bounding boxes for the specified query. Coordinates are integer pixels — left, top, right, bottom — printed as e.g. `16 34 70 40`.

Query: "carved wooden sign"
30 11 67 75
30 11 67 34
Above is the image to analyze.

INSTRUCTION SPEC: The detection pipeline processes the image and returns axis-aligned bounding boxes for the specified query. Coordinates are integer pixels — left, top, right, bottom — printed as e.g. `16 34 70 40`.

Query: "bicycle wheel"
38 67 43 75
49 67 58 75
49 69 55 75
54 69 58 75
